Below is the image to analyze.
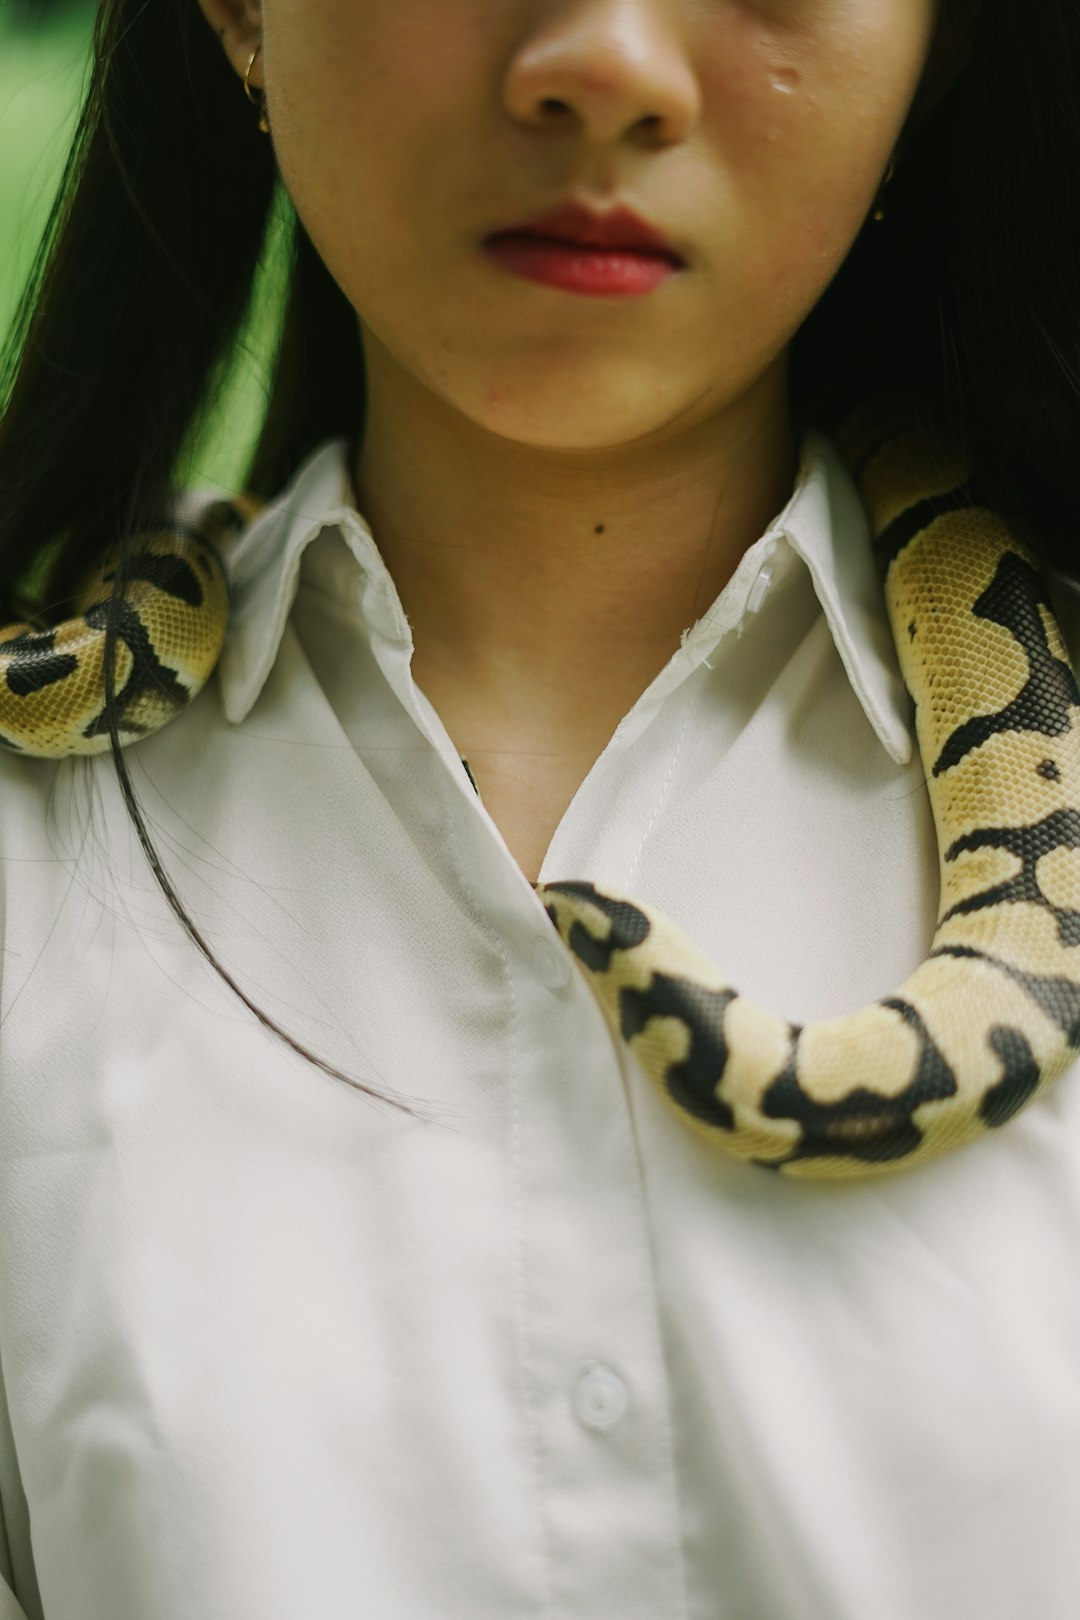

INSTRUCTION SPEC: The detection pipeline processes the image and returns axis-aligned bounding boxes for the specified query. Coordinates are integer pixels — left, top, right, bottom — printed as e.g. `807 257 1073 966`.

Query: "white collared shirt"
1 430 1079 1620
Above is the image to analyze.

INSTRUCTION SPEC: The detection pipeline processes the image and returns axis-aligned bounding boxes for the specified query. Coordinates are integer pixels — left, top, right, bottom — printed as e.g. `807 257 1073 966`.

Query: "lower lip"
483 233 680 296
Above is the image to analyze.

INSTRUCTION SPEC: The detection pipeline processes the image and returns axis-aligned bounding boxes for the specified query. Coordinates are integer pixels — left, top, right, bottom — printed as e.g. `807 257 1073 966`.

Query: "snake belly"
536 410 1080 1178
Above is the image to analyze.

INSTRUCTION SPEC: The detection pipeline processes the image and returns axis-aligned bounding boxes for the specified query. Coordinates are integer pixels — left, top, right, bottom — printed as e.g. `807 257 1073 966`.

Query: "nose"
502 0 700 148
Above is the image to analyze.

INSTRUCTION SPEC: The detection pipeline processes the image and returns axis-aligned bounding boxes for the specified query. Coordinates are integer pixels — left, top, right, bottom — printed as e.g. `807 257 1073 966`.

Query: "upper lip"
486 201 684 263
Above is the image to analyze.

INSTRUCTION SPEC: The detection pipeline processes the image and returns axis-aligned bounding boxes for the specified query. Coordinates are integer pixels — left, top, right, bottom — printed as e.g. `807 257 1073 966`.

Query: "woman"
0 0 1078 1615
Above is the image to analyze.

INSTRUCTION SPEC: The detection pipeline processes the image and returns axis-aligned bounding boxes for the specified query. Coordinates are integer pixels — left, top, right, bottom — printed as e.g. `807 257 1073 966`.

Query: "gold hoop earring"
872 157 897 223
243 44 271 135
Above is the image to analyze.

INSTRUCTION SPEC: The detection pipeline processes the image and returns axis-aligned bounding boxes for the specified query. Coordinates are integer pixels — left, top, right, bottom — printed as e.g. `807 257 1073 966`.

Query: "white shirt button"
532 938 572 990
573 1363 629 1431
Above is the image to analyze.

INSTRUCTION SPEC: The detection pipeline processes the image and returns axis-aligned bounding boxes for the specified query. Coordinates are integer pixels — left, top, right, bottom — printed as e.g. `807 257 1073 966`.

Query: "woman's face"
239 0 947 451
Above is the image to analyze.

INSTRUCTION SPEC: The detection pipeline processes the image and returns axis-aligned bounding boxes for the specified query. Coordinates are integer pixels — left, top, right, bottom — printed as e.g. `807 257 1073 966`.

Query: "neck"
351 336 799 746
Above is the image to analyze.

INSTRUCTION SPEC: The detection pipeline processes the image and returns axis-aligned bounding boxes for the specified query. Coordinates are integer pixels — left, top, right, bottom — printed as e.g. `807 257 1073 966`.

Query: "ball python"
0 499 256 757
3 400 1078 1180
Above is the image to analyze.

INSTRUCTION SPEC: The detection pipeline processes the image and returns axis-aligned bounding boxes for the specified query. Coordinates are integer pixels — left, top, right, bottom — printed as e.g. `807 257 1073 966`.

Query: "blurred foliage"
0 1 90 342
0 0 288 497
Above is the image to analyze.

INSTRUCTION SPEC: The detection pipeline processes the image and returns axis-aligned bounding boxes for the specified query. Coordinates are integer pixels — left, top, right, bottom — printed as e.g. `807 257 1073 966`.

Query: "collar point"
877 717 914 767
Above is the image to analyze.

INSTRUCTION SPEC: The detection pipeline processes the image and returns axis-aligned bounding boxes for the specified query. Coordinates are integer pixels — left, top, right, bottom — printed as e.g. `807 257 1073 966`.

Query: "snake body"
0 500 250 756
5 406 1079 1179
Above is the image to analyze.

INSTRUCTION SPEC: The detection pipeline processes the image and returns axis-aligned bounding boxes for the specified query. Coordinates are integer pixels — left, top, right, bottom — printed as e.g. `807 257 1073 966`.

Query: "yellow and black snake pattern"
4 403 1079 1180
0 499 254 756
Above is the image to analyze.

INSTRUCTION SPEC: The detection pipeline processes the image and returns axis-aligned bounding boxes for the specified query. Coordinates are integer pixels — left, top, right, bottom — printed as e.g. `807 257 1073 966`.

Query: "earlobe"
190 0 264 84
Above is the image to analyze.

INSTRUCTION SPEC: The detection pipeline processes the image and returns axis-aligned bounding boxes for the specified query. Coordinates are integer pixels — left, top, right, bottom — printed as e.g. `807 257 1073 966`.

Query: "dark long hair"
0 0 1077 1112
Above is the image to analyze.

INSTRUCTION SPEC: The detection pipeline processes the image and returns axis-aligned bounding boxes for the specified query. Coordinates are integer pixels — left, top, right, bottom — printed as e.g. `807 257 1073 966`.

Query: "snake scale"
3 399 1078 1180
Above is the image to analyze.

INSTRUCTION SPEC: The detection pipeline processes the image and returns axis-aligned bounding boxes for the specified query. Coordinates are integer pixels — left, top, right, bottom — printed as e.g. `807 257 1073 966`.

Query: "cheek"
699 2 931 217
265 0 481 158
689 13 926 319
265 3 475 270
682 5 931 346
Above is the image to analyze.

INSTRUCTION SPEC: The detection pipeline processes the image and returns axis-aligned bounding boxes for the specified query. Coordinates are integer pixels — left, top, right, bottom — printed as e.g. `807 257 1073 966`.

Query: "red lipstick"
483 200 685 297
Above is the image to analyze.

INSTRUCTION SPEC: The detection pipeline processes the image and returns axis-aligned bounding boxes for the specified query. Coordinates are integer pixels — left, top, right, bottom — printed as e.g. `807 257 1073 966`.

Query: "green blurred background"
0 0 286 496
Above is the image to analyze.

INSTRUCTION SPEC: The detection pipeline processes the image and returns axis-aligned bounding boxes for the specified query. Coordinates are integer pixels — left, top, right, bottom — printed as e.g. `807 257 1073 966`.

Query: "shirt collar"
778 427 912 764
205 429 912 765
